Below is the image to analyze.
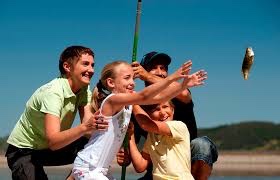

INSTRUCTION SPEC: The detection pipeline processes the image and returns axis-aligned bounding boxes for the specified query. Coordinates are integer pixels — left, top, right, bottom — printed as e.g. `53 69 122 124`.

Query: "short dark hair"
59 46 94 75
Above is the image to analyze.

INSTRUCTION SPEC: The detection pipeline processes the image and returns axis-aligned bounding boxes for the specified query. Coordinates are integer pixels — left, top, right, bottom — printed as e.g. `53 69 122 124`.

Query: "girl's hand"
170 60 192 81
182 70 208 88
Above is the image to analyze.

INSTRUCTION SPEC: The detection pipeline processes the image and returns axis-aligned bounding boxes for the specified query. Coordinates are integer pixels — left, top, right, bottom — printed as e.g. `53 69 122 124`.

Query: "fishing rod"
132 0 142 62
121 0 142 180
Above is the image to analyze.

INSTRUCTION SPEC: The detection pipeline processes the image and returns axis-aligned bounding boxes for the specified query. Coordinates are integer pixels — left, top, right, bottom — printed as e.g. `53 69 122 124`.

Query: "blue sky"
1 0 279 137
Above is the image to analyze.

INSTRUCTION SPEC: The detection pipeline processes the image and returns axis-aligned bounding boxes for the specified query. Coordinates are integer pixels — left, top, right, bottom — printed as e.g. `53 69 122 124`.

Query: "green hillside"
198 121 280 150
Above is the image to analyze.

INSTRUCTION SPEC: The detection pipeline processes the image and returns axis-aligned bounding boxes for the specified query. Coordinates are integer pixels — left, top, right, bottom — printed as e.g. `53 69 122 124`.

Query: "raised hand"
169 60 192 81
131 61 150 80
182 69 207 88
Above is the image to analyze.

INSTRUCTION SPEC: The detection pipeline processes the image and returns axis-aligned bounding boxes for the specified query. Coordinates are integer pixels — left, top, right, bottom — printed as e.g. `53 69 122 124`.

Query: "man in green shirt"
5 46 108 180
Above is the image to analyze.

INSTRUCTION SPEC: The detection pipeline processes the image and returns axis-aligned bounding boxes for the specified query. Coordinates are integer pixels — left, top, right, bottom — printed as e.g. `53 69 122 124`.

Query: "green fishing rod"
131 0 142 63
121 0 142 180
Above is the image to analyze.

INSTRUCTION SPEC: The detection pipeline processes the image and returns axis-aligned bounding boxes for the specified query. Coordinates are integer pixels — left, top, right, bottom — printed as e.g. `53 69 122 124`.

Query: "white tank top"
77 94 132 168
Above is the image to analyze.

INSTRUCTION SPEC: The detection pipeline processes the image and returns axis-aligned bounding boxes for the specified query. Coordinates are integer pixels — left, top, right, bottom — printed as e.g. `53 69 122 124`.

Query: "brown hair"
59 46 94 75
141 100 174 114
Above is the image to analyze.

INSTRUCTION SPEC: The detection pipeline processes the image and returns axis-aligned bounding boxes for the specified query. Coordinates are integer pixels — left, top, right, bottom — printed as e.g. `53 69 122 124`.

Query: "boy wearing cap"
130 52 218 180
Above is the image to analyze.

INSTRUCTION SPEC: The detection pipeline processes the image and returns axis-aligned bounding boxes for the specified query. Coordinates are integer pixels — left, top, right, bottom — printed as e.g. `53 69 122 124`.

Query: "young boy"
5 46 108 180
129 101 194 180
130 51 218 179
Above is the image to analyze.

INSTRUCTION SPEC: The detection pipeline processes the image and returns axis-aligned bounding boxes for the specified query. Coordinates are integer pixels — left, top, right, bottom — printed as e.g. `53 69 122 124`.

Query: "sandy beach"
1 151 280 176
212 151 280 176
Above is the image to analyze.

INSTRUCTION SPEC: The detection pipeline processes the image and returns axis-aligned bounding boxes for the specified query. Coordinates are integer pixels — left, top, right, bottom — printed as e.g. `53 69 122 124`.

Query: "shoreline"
212 151 280 176
1 151 280 176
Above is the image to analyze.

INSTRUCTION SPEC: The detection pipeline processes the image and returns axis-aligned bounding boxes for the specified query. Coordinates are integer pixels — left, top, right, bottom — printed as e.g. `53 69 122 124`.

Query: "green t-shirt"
7 77 92 150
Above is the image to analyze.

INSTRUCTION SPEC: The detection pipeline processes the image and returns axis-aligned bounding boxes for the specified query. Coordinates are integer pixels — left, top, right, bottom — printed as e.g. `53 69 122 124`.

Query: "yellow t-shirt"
142 121 194 180
7 77 92 149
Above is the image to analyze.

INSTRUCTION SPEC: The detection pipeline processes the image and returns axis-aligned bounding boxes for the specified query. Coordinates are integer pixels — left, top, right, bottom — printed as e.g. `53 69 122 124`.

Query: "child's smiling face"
148 101 174 122
111 63 135 94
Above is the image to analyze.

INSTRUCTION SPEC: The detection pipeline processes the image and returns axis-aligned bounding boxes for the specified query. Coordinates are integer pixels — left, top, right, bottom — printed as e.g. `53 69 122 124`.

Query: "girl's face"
148 101 174 122
111 64 135 94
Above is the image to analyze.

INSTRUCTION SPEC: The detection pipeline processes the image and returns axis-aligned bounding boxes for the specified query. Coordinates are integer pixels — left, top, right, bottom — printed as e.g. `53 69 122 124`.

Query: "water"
1 168 280 180
0 168 144 180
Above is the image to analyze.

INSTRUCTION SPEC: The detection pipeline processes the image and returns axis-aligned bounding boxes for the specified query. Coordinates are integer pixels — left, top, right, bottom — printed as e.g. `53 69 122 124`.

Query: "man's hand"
131 62 150 81
168 60 192 82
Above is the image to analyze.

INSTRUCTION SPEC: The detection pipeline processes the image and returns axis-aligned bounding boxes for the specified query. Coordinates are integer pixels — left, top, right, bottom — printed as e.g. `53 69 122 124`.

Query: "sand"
1 151 280 176
212 151 280 176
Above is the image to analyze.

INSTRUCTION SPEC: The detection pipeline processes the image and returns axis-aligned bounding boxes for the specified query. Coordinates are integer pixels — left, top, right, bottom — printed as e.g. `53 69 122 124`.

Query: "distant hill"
1 121 280 153
198 121 280 151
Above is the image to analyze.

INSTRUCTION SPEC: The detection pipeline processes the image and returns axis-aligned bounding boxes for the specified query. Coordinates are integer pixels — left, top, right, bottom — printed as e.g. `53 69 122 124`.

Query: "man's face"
147 62 168 78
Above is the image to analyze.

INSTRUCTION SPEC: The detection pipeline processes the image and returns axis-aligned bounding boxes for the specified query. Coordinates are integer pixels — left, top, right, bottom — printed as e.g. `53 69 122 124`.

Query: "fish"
241 47 254 80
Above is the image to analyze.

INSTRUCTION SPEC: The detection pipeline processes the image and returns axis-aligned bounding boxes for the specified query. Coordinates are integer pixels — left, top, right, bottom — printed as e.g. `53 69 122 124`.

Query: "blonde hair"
91 60 130 111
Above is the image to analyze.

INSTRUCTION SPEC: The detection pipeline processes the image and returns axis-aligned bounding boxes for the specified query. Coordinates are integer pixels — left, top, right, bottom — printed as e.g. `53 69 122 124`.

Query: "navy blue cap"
140 51 171 70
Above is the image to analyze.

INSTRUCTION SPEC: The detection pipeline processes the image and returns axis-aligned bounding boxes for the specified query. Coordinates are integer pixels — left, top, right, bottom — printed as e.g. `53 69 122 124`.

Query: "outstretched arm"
181 69 207 88
108 61 192 108
132 61 193 104
127 122 151 173
151 69 207 104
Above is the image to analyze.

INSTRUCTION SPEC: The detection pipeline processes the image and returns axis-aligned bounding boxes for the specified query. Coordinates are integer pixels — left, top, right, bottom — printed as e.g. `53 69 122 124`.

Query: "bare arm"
149 69 207 104
132 61 192 104
45 104 108 150
132 105 171 136
175 89 192 103
142 73 192 104
128 122 151 173
108 61 192 109
44 114 89 151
